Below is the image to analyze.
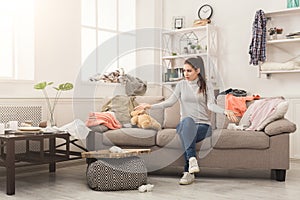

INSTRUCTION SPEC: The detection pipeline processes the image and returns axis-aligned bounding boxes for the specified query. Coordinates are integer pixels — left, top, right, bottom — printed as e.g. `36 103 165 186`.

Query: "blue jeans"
176 117 212 172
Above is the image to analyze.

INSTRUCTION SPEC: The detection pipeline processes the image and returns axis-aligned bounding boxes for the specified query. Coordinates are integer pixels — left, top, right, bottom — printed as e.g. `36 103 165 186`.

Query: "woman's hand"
224 110 238 123
134 103 151 110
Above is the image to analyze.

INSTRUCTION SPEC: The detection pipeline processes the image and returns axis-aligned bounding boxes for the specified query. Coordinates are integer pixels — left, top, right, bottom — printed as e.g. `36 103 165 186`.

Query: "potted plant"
34 81 73 127
196 44 202 53
190 45 196 54
268 27 277 40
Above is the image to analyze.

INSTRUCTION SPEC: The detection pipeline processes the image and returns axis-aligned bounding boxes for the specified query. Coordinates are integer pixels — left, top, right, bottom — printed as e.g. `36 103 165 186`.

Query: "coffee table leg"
49 137 56 172
6 140 15 195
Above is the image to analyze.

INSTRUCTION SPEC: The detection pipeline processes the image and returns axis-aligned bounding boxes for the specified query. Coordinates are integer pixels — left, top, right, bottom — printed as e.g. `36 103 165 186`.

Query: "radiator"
0 105 43 154
0 105 42 127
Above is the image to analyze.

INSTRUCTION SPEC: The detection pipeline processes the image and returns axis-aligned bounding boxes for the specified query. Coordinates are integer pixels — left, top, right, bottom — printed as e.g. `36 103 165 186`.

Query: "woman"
135 57 237 185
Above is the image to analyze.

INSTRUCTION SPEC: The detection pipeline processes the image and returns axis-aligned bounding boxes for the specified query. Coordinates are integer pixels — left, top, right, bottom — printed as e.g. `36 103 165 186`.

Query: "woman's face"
183 63 200 81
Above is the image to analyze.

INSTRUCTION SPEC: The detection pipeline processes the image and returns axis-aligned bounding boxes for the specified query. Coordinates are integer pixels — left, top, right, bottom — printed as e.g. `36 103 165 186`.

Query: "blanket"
85 111 122 130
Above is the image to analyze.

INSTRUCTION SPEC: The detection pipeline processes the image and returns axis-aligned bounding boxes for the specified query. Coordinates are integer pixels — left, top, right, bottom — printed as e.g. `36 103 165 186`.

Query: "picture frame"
173 16 184 29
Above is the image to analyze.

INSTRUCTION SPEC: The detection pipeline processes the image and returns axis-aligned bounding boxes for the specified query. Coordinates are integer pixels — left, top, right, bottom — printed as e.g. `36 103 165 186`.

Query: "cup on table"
0 123 5 134
7 121 18 131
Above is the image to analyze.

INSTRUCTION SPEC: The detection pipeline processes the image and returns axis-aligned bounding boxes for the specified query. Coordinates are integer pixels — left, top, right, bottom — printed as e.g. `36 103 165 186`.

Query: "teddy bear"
130 109 161 131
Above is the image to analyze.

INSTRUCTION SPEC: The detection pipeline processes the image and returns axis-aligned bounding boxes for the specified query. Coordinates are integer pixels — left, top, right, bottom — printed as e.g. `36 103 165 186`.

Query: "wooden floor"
1 159 300 199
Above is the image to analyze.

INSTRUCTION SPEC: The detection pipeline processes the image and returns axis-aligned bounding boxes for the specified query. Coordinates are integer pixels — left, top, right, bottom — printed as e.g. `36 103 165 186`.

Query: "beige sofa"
86 95 296 181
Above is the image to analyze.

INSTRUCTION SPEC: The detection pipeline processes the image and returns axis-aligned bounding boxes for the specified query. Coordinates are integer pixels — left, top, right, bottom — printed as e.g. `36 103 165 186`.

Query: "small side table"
82 149 151 191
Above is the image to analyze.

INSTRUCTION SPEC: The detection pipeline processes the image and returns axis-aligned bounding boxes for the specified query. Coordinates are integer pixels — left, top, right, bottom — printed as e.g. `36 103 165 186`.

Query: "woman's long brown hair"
184 57 207 97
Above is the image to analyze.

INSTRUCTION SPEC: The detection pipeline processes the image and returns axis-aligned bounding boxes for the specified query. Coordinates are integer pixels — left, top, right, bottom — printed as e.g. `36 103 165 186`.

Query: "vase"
48 112 57 127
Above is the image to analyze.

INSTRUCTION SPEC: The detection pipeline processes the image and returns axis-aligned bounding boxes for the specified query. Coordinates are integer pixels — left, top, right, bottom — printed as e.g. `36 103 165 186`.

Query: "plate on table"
18 127 42 131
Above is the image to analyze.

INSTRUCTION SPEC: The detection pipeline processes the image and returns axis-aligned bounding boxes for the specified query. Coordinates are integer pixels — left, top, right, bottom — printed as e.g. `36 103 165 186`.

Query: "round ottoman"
86 156 147 191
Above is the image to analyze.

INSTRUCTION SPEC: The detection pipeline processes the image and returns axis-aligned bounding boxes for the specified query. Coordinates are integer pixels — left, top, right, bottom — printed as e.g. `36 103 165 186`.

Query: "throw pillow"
264 118 296 136
101 95 138 125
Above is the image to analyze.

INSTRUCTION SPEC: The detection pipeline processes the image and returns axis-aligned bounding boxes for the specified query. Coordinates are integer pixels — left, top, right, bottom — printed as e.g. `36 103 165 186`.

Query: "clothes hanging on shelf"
249 9 267 66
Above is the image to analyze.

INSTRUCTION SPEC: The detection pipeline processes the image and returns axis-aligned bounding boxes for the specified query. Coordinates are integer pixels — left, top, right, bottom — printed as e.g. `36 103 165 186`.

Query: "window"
81 0 136 81
0 0 35 80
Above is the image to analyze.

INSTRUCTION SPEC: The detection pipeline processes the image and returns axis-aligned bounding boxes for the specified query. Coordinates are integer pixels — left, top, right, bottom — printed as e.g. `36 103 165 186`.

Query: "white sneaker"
188 157 200 173
179 172 195 185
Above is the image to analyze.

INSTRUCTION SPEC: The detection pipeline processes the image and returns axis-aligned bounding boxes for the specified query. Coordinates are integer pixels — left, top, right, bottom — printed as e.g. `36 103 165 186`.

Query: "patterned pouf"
86 156 147 191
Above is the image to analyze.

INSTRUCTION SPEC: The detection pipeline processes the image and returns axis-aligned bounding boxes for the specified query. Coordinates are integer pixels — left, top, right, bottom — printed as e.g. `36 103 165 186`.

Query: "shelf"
161 24 218 84
162 53 207 60
260 7 300 79
267 38 300 44
260 69 300 74
162 26 209 35
265 7 300 17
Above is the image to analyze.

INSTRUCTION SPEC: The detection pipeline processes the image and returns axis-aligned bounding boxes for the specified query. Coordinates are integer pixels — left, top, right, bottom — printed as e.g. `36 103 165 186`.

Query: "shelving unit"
161 24 218 85
265 7 300 16
266 37 300 44
260 7 300 77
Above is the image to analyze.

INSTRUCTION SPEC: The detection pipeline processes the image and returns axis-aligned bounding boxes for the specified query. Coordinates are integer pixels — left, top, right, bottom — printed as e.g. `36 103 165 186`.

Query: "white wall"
136 0 163 83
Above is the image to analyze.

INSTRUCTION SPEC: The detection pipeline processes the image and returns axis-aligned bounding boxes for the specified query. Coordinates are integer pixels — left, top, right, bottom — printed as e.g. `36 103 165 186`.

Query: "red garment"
225 94 257 117
85 112 122 129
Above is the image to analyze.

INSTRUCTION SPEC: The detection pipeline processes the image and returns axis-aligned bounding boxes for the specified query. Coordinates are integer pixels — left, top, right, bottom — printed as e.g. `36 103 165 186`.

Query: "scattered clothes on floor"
138 184 154 193
109 146 124 153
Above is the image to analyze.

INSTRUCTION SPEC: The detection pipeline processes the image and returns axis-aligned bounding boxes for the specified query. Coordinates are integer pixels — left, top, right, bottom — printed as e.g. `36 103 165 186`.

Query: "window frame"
81 0 136 81
0 0 35 81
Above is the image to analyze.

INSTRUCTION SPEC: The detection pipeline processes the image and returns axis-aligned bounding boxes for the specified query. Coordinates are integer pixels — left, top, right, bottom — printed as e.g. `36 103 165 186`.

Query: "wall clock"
198 4 213 20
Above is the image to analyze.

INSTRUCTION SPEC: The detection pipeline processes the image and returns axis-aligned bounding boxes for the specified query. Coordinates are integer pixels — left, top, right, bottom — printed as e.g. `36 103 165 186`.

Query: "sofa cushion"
264 118 296 136
163 101 180 128
212 129 269 149
103 128 156 147
156 129 211 150
135 96 165 127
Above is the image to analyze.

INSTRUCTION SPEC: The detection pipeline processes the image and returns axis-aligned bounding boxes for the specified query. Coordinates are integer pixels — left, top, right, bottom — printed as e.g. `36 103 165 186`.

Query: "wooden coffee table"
0 131 82 195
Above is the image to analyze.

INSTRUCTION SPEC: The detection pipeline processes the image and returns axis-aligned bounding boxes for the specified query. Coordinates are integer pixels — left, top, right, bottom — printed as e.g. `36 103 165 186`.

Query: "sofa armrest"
264 118 296 136
86 125 109 151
